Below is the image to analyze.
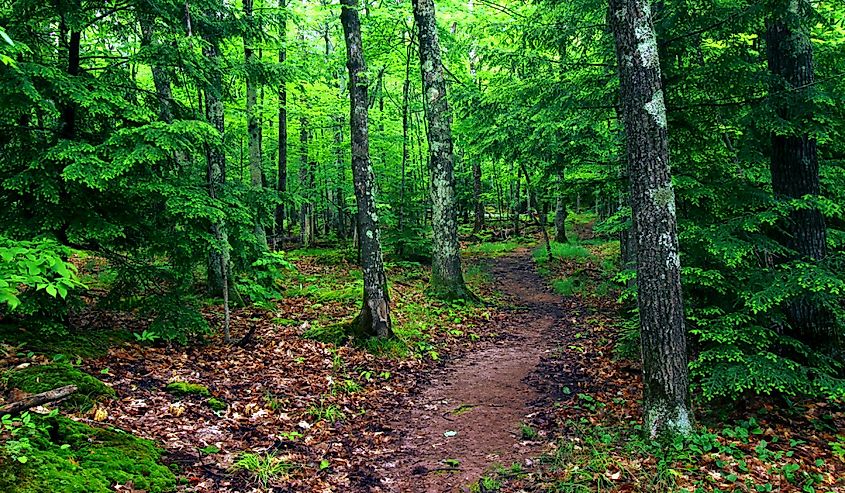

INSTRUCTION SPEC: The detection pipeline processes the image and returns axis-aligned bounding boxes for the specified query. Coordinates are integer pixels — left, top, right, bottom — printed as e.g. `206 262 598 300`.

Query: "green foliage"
164 381 211 398
0 238 85 334
231 451 295 488
0 414 176 493
4 363 115 412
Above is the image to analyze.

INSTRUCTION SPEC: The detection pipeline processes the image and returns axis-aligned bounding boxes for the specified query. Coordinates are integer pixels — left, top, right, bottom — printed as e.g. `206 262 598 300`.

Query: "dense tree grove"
1 0 844 475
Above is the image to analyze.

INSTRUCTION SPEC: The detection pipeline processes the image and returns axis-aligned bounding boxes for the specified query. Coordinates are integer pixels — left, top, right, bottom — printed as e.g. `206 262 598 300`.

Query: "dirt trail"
382 249 565 492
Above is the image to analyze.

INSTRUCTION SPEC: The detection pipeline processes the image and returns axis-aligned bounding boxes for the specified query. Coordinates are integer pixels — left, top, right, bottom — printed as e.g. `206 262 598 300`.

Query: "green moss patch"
4 363 115 412
0 415 176 493
164 381 210 397
206 397 227 411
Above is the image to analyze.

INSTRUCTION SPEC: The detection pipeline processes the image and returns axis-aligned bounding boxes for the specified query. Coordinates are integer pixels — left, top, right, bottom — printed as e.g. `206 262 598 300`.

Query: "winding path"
382 249 566 492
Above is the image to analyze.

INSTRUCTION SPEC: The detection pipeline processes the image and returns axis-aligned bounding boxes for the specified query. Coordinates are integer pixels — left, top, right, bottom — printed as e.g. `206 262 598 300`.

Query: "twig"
0 385 78 415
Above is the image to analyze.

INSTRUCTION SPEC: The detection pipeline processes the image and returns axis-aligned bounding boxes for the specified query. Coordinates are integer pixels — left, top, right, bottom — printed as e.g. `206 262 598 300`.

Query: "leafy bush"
0 238 85 334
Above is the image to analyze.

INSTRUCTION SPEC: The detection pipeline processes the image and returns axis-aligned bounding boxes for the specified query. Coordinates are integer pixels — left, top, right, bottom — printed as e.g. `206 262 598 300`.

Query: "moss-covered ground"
4 362 115 412
0 415 176 493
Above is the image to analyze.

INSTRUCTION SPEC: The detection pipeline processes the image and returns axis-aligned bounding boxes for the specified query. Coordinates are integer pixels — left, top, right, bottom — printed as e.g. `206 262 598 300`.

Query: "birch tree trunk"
609 0 692 438
765 0 833 347
244 0 267 249
340 0 393 338
412 0 472 300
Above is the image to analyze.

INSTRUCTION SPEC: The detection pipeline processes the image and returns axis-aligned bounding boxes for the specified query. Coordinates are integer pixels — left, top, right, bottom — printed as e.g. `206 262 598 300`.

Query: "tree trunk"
554 169 568 243
299 117 313 247
765 0 832 347
138 14 176 124
340 0 393 338
412 0 472 300
202 3 231 340
244 0 267 249
60 25 80 140
472 160 484 233
399 40 411 244
274 0 288 245
610 0 692 438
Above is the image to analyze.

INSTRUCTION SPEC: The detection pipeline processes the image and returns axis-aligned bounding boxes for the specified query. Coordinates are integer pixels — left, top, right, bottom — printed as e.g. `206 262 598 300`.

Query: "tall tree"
275 0 288 242
609 0 693 437
299 116 314 247
412 0 472 300
201 2 231 339
243 0 267 249
765 0 831 346
340 0 393 338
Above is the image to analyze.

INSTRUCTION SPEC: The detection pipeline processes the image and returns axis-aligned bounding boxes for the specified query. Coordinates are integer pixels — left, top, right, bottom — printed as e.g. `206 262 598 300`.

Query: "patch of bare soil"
382 249 566 492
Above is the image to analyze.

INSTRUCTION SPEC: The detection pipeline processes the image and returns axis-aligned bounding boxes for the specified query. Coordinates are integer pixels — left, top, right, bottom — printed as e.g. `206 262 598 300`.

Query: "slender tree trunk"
275 0 288 245
472 160 484 233
243 0 267 249
554 169 568 243
138 14 176 124
60 26 80 139
340 0 393 338
398 34 412 253
202 3 231 340
299 117 313 247
765 0 833 347
412 0 472 300
610 0 692 438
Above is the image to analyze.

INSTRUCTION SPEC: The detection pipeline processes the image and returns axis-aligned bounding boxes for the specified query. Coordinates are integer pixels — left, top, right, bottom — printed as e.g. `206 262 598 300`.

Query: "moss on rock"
4 363 115 412
0 415 176 493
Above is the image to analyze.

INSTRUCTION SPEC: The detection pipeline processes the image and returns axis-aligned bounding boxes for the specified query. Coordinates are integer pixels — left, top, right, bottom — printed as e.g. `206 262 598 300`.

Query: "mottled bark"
202 4 231 339
412 0 472 300
340 0 393 338
244 0 267 248
610 0 692 438
554 170 568 243
765 0 832 346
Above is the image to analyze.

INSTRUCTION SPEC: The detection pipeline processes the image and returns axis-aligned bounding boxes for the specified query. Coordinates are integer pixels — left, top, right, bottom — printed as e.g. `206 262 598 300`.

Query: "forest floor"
2 228 845 493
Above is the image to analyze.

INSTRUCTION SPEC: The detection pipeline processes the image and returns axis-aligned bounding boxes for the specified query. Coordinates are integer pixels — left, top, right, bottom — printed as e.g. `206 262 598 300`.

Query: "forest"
0 0 844 491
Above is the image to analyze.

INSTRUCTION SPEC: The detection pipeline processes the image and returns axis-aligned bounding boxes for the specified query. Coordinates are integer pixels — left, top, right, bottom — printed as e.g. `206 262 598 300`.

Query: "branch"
0 385 78 415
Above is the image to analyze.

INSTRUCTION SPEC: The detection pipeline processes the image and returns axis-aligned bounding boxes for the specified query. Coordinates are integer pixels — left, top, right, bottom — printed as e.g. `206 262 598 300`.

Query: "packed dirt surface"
382 249 566 492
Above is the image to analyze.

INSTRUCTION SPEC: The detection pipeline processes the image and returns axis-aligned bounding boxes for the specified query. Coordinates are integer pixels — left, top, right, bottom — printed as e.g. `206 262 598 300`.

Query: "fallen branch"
0 385 78 415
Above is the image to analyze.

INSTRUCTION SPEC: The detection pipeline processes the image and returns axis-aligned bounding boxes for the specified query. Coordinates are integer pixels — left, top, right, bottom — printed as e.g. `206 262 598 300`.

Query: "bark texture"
202 8 229 304
412 0 472 299
610 0 693 438
765 0 832 346
340 0 393 338
244 0 267 249
275 0 288 241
